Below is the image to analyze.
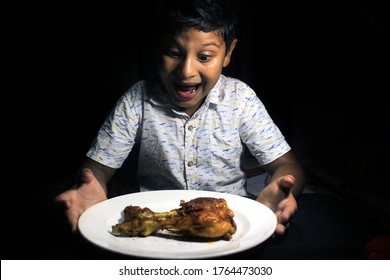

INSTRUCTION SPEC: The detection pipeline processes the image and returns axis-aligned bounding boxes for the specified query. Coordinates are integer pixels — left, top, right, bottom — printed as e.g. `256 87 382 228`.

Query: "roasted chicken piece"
111 197 237 240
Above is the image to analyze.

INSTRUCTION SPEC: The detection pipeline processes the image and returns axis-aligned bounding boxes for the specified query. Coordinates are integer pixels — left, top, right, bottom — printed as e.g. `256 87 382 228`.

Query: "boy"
55 0 305 236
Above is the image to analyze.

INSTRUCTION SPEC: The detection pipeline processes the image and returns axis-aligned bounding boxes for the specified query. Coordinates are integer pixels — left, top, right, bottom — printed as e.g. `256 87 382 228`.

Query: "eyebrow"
200 42 221 48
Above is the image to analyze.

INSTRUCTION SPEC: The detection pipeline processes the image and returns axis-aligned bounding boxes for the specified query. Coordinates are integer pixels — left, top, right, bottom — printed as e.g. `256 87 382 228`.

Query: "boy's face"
158 28 236 116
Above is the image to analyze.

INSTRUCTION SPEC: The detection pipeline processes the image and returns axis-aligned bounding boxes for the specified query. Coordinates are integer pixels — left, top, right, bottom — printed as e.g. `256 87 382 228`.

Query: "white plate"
78 190 276 259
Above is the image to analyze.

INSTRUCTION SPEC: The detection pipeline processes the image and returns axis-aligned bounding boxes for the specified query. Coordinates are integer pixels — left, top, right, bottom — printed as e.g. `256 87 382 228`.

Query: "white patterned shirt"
87 75 290 196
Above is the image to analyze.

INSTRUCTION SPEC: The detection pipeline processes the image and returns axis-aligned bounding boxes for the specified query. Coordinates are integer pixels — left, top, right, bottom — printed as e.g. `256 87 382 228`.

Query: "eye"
164 48 181 59
198 54 211 62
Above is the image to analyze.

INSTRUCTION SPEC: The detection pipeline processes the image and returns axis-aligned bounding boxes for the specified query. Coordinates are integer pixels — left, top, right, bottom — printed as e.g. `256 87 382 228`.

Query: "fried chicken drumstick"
111 197 237 239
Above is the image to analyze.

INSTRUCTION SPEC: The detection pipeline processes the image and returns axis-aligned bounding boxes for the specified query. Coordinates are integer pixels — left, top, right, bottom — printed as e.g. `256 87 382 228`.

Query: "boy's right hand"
54 169 107 232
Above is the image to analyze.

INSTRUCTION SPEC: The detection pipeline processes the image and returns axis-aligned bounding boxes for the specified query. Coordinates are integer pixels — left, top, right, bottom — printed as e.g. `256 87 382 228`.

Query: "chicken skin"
111 197 237 240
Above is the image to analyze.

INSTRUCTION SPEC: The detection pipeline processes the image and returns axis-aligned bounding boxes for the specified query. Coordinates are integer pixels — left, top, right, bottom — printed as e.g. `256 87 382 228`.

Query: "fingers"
274 196 296 235
54 193 64 204
275 223 287 235
53 170 98 233
66 208 81 232
280 175 295 190
53 190 81 232
271 175 295 199
274 212 292 235
279 207 293 222
78 168 94 184
54 190 71 206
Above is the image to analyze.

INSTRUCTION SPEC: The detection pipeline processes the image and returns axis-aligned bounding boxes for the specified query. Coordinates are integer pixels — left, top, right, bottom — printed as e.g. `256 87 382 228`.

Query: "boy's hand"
257 175 297 235
54 169 107 232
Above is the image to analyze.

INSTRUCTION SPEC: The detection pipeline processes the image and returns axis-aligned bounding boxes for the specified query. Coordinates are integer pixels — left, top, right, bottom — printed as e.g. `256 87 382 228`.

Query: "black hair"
155 0 240 52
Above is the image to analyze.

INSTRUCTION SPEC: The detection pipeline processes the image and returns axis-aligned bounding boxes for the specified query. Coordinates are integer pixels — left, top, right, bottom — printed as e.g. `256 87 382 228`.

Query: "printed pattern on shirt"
86 75 290 196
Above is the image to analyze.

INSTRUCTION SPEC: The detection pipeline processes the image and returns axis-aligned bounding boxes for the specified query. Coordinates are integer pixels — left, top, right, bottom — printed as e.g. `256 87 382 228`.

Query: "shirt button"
188 125 194 131
187 161 194 167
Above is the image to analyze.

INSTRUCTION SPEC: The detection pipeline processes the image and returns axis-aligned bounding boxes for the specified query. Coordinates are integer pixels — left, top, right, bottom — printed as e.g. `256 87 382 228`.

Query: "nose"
178 56 196 78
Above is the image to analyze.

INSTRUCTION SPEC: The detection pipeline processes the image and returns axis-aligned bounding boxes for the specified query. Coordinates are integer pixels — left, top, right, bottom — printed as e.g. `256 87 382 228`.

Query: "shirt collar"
147 78 172 107
206 74 225 106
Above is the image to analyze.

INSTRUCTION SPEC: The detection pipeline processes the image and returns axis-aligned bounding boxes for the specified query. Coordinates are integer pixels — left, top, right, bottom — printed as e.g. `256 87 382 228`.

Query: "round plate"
78 190 276 259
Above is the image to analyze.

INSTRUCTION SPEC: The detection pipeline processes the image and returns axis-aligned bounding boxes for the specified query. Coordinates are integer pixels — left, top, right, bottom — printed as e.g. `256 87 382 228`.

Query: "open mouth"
173 82 200 100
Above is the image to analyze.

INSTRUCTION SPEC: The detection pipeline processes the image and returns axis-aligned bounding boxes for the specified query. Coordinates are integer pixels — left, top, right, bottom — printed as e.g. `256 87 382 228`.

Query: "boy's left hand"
256 175 297 235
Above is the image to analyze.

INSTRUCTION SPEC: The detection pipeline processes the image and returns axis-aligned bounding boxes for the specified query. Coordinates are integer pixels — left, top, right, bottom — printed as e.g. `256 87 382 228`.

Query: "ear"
223 38 238 67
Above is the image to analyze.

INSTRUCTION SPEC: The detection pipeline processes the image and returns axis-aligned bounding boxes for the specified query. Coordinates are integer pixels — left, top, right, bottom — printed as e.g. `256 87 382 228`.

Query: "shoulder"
123 79 152 98
219 75 256 97
214 75 258 107
121 78 163 103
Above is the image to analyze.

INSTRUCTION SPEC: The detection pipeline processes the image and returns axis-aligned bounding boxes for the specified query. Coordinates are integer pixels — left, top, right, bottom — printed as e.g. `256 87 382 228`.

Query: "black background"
7 0 389 259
